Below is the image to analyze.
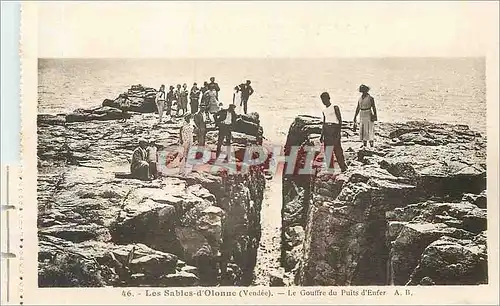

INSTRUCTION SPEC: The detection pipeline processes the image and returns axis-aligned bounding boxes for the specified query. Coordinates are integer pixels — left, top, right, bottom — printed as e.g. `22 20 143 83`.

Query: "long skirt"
359 109 375 141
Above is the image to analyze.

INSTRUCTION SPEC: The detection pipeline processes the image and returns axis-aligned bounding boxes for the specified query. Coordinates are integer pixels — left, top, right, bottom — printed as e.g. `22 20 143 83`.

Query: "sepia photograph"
37 56 488 288
13 1 499 304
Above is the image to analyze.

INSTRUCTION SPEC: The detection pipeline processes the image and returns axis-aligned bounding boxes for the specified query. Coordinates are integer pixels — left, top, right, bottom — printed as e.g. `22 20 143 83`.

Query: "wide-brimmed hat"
138 138 148 144
228 104 236 109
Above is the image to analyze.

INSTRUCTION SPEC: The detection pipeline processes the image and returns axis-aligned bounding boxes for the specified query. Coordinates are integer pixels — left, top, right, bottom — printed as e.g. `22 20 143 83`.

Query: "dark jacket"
166 91 175 104
215 109 237 126
208 82 220 92
240 84 254 99
193 111 206 130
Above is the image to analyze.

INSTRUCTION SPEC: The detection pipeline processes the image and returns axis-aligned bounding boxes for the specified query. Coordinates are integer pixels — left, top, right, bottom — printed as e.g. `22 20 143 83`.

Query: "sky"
35 1 498 58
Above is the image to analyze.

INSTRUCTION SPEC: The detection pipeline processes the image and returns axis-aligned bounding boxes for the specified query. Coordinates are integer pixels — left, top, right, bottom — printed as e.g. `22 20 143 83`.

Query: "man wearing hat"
189 82 201 114
214 104 237 157
240 80 254 114
131 138 150 180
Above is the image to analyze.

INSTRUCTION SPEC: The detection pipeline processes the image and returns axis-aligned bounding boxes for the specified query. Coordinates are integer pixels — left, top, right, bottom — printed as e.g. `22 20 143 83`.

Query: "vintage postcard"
9 1 500 305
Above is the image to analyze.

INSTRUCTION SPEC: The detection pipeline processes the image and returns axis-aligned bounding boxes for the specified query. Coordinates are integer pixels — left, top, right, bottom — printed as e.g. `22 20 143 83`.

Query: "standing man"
214 104 237 157
190 82 201 114
240 80 254 114
208 77 220 99
319 92 348 172
201 81 209 95
155 85 166 123
180 83 189 116
193 105 207 146
175 84 182 117
201 87 212 123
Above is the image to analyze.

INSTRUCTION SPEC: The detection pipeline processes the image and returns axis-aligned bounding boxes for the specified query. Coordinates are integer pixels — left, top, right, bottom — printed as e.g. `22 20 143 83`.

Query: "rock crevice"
281 116 487 286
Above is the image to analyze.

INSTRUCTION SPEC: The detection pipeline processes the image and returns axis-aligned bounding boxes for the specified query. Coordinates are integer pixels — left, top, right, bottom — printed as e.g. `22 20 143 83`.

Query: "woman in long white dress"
353 84 378 148
232 85 242 114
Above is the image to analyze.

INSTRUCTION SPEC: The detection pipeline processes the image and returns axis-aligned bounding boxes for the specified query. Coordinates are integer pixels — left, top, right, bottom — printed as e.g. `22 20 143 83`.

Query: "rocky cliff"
281 116 487 286
37 89 266 287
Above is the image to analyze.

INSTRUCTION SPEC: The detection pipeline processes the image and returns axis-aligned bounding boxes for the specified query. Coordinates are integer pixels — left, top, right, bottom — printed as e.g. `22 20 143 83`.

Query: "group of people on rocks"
131 82 376 179
154 77 254 124
320 84 378 173
131 77 252 180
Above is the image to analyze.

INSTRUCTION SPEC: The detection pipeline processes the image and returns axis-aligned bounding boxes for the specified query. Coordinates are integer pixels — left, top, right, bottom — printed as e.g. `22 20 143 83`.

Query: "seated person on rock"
130 138 150 180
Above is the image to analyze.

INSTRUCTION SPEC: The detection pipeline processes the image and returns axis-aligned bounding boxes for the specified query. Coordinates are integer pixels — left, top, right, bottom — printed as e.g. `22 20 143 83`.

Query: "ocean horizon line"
37 56 486 61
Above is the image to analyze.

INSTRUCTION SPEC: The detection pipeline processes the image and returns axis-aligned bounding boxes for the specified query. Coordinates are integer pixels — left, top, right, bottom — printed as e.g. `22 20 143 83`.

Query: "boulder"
407 234 487 285
38 235 179 287
233 117 263 138
239 112 260 124
102 84 158 113
462 190 487 209
387 222 474 285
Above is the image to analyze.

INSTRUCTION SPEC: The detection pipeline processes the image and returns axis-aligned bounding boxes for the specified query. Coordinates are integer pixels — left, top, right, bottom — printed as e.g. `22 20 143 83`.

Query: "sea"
38 58 486 143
